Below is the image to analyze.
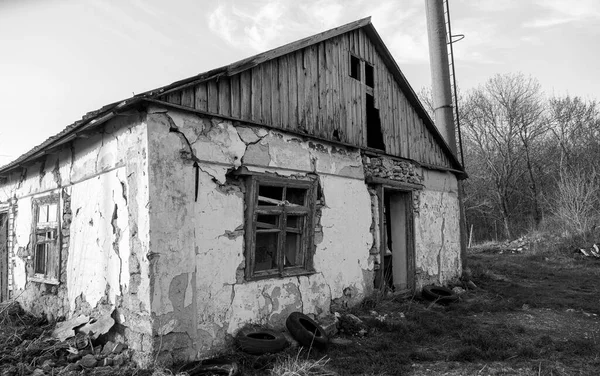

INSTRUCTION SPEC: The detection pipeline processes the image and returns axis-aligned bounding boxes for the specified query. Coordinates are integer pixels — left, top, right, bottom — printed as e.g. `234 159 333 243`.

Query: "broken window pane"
35 243 46 274
38 204 48 224
258 185 283 206
286 188 307 206
47 204 57 223
284 232 304 267
255 232 279 271
365 63 374 88
246 176 316 279
286 215 304 230
32 195 60 280
257 215 279 229
350 55 361 80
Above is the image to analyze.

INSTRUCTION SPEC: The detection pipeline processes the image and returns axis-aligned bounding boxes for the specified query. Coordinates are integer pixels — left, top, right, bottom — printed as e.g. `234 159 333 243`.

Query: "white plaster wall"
414 169 461 287
67 168 130 313
0 113 152 332
11 195 32 290
146 107 374 361
314 175 373 301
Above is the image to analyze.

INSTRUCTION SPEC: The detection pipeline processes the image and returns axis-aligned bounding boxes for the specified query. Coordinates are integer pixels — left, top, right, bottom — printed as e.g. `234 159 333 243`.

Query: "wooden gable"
154 19 459 171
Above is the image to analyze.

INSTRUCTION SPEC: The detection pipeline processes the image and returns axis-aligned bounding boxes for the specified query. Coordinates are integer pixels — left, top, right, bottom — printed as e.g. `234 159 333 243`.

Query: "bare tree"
552 167 600 239
547 96 600 170
460 74 546 238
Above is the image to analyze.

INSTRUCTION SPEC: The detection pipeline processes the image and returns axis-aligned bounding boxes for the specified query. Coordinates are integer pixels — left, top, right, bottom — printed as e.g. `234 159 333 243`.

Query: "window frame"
244 175 317 281
30 194 61 285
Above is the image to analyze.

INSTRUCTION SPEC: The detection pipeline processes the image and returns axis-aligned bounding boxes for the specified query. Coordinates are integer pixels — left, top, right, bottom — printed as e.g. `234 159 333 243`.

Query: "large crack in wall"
146 107 373 363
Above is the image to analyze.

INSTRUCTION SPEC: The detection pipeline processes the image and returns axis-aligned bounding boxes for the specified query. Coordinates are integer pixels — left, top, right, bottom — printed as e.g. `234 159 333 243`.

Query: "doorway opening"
0 212 8 302
375 189 414 292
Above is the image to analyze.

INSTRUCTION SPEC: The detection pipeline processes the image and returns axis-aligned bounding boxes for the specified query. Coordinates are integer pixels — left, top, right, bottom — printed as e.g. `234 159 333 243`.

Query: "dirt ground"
324 247 600 376
0 245 599 375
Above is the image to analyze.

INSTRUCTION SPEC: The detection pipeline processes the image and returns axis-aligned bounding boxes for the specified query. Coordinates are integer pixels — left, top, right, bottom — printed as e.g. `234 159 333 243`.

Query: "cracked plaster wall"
0 113 153 365
414 170 461 288
146 107 372 363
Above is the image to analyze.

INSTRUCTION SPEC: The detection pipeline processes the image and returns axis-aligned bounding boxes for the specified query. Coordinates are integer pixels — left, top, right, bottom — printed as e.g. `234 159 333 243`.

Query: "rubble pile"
0 302 138 376
494 233 551 254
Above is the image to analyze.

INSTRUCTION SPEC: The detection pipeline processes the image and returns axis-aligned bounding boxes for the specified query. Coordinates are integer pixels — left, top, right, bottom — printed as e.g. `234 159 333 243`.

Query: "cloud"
206 0 428 64
524 0 600 28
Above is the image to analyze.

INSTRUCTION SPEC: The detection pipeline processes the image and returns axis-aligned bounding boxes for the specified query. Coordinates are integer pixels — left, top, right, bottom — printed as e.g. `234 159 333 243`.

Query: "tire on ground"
285 312 329 350
421 285 459 304
236 327 288 355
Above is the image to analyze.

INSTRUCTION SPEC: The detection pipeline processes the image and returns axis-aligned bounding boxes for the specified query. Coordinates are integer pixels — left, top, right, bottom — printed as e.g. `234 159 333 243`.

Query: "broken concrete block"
52 315 89 342
77 314 115 340
101 341 115 355
112 342 126 354
79 354 98 368
112 354 125 367
101 357 113 367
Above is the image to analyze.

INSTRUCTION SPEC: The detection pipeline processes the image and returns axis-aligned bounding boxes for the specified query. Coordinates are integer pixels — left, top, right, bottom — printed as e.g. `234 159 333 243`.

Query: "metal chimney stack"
425 0 457 155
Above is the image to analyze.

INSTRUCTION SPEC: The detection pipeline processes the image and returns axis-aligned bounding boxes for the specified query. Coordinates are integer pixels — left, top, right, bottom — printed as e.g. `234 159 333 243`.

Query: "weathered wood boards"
158 29 453 169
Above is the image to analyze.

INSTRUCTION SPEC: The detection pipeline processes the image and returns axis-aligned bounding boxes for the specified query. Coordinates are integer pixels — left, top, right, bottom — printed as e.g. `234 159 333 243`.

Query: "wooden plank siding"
158 31 453 169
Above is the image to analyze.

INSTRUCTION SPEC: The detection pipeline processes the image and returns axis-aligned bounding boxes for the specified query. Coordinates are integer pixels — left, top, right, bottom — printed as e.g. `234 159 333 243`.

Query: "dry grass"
324 244 600 375
269 351 337 376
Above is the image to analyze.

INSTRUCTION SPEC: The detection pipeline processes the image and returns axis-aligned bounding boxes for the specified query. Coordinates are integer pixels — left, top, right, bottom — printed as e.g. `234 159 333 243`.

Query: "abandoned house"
0 17 465 365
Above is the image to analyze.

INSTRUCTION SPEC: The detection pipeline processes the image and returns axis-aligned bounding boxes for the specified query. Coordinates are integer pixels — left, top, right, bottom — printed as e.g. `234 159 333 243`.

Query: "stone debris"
0 302 135 375
51 315 90 342
452 286 466 295
77 313 115 340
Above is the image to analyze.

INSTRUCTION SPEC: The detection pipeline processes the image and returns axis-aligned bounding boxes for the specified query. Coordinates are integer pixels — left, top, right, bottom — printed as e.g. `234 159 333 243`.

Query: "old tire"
236 327 288 355
286 312 329 350
421 285 458 304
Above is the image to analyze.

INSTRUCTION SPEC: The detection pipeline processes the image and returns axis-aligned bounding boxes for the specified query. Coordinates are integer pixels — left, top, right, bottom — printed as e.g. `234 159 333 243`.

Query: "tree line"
422 73 600 243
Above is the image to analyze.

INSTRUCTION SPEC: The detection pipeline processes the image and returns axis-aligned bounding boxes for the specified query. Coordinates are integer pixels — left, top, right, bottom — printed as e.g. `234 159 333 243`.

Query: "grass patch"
325 247 600 375
269 351 336 376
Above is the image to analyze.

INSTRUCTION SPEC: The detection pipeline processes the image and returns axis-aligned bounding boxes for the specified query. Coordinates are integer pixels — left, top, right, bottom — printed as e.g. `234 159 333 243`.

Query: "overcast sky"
1 0 599 167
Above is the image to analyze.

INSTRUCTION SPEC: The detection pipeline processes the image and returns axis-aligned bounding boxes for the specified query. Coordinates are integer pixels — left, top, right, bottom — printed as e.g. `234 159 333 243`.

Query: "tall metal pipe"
425 0 457 154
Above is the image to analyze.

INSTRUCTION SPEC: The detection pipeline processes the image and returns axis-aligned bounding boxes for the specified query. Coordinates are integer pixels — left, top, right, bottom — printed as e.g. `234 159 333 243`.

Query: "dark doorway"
0 212 8 302
375 189 414 292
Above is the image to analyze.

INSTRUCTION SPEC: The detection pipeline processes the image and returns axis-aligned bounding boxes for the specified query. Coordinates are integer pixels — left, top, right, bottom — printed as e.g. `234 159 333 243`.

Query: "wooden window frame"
30 194 60 285
244 175 317 281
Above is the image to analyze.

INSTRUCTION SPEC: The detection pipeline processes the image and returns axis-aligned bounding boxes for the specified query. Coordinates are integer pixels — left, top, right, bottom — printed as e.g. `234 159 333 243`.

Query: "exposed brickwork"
362 156 423 185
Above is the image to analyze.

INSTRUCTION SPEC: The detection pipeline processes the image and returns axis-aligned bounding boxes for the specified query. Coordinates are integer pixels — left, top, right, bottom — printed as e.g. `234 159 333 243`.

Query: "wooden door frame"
375 185 416 293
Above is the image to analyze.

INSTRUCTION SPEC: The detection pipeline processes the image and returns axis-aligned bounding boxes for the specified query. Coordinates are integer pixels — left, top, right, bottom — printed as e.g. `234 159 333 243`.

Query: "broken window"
349 55 361 80
365 63 374 88
366 94 385 150
245 176 317 280
31 195 60 284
